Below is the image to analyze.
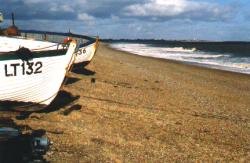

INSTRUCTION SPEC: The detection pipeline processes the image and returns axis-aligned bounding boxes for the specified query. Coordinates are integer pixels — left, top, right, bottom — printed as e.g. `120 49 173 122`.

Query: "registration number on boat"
4 61 43 77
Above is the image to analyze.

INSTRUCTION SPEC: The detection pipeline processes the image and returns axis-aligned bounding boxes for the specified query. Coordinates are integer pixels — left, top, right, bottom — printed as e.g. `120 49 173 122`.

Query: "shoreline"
108 43 250 77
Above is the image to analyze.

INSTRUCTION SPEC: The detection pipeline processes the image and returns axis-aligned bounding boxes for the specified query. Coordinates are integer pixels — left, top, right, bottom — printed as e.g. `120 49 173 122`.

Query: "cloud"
0 0 236 22
77 13 96 25
23 0 46 4
0 0 86 20
123 0 235 21
0 0 248 40
78 13 95 21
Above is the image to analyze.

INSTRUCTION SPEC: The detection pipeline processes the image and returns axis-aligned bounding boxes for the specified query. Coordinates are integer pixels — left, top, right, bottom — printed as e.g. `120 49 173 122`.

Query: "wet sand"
1 43 250 162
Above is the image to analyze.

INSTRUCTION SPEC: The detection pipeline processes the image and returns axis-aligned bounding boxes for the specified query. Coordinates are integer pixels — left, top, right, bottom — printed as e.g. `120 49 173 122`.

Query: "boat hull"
74 37 99 66
0 37 76 111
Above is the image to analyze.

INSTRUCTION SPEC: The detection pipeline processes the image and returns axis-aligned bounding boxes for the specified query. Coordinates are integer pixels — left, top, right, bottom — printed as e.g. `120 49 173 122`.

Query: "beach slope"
1 43 250 162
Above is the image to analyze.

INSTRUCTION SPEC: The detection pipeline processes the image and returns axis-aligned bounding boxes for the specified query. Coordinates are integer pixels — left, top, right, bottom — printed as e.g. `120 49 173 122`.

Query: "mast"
12 12 15 26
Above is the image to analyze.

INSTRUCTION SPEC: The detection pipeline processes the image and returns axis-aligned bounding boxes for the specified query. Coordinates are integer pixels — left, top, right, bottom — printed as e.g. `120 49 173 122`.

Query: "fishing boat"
20 30 99 68
0 36 77 111
74 36 99 67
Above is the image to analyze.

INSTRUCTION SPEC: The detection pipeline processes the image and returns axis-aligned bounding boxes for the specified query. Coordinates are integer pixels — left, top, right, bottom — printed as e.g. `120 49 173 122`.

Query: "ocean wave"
111 43 250 74
162 47 196 52
111 43 229 60
114 44 196 53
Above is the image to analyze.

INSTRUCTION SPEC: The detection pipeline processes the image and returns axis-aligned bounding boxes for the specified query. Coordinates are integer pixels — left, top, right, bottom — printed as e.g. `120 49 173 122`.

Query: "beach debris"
0 127 50 163
91 78 96 83
0 127 20 141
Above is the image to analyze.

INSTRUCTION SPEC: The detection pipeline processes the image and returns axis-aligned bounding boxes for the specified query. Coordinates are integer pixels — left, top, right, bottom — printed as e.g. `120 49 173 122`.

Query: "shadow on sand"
71 66 96 76
64 76 82 85
0 90 81 120
38 90 80 114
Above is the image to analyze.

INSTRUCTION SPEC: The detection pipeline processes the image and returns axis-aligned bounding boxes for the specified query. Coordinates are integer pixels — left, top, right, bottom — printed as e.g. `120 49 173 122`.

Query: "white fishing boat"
20 30 99 68
0 36 77 111
74 37 99 67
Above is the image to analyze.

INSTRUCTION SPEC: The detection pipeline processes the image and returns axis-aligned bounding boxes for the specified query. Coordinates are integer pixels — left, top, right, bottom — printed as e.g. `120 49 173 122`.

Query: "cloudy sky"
1 0 250 41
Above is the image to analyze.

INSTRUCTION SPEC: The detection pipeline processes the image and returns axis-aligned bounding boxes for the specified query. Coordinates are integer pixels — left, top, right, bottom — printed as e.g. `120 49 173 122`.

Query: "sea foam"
111 43 250 75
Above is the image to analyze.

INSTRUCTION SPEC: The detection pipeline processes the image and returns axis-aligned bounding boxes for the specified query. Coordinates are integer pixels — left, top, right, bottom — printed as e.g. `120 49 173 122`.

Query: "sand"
0 43 250 162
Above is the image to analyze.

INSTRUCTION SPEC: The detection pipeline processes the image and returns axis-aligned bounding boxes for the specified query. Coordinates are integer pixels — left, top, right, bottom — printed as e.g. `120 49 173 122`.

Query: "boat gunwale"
20 29 96 41
0 48 69 61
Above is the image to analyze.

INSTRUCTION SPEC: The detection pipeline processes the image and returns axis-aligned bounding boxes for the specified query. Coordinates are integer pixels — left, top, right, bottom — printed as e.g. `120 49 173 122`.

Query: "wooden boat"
0 36 77 111
20 30 99 67
74 37 99 67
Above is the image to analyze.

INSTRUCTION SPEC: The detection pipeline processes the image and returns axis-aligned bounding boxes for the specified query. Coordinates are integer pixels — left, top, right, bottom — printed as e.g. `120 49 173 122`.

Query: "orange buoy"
63 37 73 44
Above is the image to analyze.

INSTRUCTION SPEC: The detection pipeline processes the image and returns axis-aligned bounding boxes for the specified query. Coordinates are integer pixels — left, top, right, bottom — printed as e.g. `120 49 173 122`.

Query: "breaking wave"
111 43 250 75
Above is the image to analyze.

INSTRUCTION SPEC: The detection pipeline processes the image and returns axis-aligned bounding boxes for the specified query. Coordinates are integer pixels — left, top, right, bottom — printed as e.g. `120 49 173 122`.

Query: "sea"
108 40 250 75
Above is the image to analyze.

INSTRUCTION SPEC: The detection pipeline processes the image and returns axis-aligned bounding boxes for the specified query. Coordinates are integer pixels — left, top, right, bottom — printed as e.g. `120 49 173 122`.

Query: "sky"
0 0 250 41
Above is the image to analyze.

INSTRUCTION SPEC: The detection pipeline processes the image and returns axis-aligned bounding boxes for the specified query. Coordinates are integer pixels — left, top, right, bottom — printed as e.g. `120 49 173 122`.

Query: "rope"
31 44 60 51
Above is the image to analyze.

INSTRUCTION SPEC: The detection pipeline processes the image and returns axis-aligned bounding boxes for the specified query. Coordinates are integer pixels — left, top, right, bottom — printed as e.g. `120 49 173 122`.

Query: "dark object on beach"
16 112 31 120
91 78 96 83
0 127 20 141
31 137 50 156
0 127 50 163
